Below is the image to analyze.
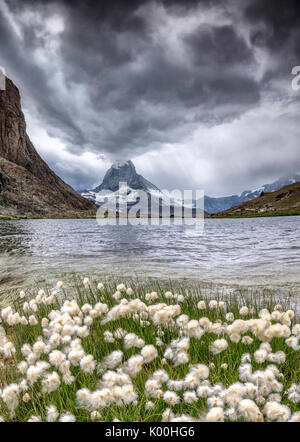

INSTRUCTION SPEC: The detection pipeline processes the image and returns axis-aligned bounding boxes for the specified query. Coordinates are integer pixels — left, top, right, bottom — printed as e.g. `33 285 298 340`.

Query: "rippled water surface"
0 216 300 291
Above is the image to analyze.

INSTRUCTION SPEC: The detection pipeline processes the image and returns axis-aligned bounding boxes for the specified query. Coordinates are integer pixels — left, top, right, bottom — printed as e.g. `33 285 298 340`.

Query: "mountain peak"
111 160 135 170
92 159 159 194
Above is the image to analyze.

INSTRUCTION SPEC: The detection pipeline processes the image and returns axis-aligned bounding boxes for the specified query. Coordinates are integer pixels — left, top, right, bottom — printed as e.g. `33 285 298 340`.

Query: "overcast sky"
1 0 300 196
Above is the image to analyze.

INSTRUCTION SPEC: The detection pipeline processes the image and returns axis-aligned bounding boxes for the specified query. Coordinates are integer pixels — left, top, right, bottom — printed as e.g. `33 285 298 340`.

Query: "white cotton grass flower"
268 351 286 364
207 395 224 408
239 306 249 316
68 349 85 366
59 412 76 422
167 379 184 391
209 322 223 335
63 372 75 385
27 365 42 385
197 300 206 310
27 415 41 422
19 290 26 299
208 300 218 309
292 324 300 336
117 283 126 292
238 399 263 422
114 328 126 339
126 354 144 377
289 412 300 422
287 391 300 404
103 331 115 343
126 287 134 296
153 369 169 383
28 315 38 326
22 393 30 403
264 401 291 422
80 355 96 373
1 383 20 417
32 340 46 355
229 333 241 343
219 301 226 310
20 316 28 326
225 312 234 322
124 333 144 349
197 384 212 398
19 379 28 392
82 303 92 314
254 349 268 364
49 350 65 367
97 282 104 291
268 393 282 402
113 291 121 301
46 405 59 422
41 371 61 393
17 361 28 375
271 310 282 321
56 281 63 289
183 391 198 404
141 345 158 363
206 407 224 422
209 338 228 355
163 391 180 406
174 351 189 366
145 378 161 394
285 336 299 350
241 336 253 345
145 401 154 410
102 350 123 369
3 341 16 359
189 363 210 380
83 277 90 287
161 408 174 422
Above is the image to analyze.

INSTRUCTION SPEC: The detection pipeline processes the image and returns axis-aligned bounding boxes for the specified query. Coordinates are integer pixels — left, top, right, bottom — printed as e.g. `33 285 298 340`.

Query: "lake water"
0 216 300 293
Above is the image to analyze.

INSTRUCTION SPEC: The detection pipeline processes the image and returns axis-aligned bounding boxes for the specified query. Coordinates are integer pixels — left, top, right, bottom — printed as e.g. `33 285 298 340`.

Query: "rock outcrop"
0 77 97 216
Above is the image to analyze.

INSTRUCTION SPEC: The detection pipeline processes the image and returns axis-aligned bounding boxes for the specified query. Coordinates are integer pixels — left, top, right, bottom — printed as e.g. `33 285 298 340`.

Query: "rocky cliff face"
0 77 96 216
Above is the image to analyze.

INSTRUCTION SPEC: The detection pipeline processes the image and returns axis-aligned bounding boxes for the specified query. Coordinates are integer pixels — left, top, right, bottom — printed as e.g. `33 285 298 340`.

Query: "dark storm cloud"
0 0 299 193
244 0 300 79
0 2 86 144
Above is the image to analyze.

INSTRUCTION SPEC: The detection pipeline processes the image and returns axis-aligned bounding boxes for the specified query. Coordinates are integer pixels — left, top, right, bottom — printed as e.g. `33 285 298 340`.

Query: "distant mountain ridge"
214 181 300 217
204 174 300 214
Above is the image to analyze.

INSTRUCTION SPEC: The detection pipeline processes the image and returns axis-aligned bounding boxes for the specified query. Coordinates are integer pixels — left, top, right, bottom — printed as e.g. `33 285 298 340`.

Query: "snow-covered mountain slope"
80 160 202 216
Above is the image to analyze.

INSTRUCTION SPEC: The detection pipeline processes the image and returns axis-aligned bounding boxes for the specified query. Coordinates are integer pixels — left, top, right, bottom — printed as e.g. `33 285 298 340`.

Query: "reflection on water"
0 216 300 293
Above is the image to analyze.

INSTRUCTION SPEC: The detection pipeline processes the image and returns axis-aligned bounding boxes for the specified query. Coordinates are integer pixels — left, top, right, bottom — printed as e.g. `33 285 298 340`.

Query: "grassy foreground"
0 277 299 422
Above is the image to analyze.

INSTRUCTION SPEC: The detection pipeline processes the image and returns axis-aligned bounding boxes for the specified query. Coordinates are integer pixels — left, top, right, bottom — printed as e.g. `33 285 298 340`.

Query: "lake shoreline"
1 211 300 221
